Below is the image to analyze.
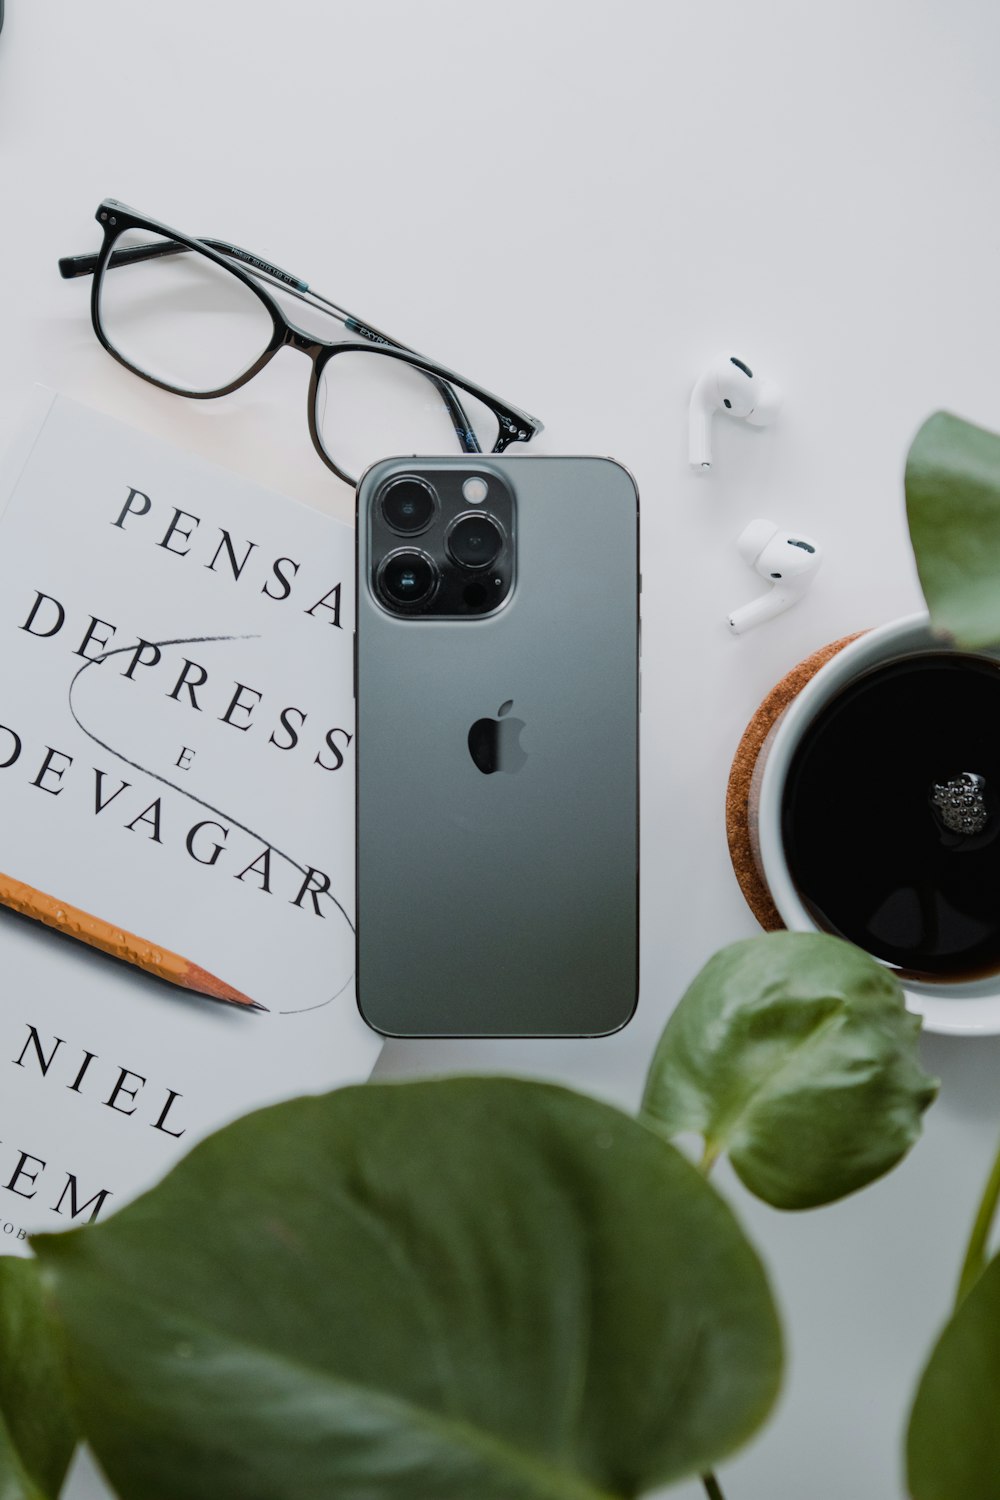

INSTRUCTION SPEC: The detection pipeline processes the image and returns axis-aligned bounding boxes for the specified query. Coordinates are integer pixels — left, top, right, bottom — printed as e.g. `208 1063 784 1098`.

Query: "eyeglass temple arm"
59 238 310 292
58 238 483 455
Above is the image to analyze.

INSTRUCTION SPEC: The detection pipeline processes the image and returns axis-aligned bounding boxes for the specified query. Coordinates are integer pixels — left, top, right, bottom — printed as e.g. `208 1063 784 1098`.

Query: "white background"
2 3 1000 1496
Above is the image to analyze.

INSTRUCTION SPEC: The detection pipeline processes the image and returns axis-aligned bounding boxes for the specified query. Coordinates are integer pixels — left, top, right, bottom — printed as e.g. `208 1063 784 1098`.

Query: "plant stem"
956 1128 1000 1307
698 1141 720 1176
696 1160 726 1500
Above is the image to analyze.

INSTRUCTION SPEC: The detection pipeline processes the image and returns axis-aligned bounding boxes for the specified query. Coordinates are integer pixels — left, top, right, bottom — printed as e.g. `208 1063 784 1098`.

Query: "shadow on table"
921 1030 1000 1123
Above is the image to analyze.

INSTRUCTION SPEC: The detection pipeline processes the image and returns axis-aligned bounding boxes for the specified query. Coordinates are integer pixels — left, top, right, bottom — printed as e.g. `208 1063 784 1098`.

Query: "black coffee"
782 652 1000 981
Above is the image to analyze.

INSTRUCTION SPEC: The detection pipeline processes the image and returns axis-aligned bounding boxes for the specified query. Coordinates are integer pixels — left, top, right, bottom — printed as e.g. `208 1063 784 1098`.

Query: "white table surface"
3 3 1000 1496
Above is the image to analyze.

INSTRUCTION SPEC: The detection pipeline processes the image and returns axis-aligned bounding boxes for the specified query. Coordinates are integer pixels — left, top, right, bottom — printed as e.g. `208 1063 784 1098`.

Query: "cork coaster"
726 634 865 930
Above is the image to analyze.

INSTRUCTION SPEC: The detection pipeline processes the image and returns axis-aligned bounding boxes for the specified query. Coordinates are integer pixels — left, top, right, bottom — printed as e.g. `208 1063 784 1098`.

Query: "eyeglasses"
59 199 543 486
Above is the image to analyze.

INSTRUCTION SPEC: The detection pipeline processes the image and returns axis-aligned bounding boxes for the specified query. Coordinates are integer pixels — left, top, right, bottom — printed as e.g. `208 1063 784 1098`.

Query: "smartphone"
355 455 639 1037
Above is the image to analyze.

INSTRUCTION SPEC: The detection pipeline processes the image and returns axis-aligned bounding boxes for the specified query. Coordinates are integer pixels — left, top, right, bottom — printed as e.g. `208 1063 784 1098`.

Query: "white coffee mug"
752 612 1000 1036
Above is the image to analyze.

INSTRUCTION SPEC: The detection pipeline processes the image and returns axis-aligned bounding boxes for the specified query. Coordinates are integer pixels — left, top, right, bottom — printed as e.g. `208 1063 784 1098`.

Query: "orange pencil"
0 870 264 1011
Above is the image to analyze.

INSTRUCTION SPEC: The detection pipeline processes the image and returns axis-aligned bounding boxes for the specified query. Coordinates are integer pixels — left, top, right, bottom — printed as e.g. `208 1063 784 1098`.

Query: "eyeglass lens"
315 350 500 483
98 229 274 395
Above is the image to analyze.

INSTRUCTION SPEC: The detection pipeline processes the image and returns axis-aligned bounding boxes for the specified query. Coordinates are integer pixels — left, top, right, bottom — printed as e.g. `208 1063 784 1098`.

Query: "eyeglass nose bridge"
281 324 327 360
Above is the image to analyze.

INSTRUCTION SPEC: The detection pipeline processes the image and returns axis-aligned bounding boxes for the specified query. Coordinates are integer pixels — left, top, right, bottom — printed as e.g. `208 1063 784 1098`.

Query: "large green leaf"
907 1251 1000 1498
33 1079 782 1500
905 410 1000 649
642 933 938 1209
0 1257 77 1500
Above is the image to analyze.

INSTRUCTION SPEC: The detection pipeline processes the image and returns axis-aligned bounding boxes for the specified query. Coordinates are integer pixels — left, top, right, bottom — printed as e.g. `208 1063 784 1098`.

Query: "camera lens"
380 477 436 534
447 514 503 570
378 550 438 608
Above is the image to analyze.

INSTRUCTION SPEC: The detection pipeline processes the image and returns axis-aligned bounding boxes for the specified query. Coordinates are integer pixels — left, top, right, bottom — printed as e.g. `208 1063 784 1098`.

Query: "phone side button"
352 632 357 700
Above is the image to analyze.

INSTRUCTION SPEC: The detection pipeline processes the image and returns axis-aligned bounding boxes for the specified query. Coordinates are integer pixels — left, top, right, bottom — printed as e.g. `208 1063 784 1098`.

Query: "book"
0 390 381 1247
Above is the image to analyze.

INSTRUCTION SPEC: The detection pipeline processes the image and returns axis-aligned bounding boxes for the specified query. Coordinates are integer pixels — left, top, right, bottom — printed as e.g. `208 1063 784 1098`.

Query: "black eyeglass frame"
59 199 544 486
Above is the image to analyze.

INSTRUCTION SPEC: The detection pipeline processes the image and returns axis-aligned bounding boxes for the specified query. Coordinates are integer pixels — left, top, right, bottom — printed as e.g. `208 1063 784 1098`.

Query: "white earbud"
728 519 821 634
689 353 782 470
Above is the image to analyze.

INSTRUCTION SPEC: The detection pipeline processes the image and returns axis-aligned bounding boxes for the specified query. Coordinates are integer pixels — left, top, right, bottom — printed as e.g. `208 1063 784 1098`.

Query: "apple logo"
468 699 528 775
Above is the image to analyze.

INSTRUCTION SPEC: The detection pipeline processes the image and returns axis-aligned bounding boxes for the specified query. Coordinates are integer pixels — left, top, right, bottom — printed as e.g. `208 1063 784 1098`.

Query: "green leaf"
0 1257 78 1500
33 1079 781 1500
907 1250 1000 1498
905 409 1000 649
642 933 938 1209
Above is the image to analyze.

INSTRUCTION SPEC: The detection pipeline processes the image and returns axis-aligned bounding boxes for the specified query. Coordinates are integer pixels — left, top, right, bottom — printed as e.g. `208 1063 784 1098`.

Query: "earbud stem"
728 589 794 634
688 388 713 470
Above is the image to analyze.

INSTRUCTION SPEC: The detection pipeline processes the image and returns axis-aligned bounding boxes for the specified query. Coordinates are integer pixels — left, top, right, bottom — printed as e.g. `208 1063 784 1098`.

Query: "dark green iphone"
355 455 639 1037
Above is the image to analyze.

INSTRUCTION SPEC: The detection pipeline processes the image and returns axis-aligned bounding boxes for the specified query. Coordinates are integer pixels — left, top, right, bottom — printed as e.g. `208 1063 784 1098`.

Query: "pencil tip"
184 961 262 1011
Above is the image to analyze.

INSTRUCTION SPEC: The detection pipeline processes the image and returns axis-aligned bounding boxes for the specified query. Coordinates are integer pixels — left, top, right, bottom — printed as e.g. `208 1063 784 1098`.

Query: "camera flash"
463 477 489 505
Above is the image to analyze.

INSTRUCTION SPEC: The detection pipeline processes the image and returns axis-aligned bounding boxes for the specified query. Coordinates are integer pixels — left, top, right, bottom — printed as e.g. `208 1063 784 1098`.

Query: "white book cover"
0 390 381 1249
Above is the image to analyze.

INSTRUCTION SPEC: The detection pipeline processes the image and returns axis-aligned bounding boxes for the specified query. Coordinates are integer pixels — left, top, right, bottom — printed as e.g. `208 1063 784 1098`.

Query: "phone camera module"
378 550 438 609
447 514 503 571
380 477 436 535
